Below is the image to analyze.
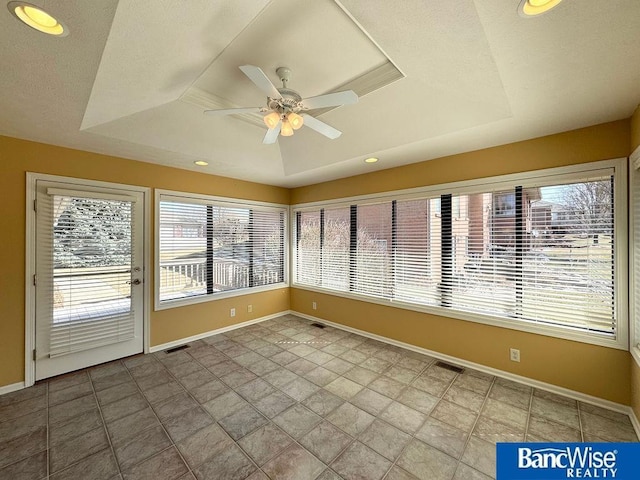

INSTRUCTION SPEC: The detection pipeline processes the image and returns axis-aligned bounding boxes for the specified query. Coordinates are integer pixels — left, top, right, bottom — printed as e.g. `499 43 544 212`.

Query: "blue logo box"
497 442 640 479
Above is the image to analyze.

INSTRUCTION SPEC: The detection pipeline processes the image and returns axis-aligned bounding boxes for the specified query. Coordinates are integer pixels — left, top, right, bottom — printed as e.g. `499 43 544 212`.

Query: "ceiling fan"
204 65 358 144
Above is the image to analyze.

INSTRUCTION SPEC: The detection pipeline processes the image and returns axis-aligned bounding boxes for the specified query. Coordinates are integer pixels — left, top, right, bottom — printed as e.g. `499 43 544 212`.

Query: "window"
157 191 286 307
631 152 640 354
293 159 627 348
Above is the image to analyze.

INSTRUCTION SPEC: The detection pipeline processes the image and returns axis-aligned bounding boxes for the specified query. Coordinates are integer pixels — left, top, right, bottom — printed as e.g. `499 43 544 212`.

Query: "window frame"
291 158 628 350
630 147 640 366
155 189 288 311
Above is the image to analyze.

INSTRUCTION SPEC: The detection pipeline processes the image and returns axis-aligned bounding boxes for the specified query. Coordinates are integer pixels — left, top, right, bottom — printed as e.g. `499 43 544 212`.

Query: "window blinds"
158 196 286 303
632 158 640 348
39 192 136 357
294 169 618 340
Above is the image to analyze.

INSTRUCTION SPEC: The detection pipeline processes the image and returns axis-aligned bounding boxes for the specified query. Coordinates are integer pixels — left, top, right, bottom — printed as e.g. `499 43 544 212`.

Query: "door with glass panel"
34 181 144 380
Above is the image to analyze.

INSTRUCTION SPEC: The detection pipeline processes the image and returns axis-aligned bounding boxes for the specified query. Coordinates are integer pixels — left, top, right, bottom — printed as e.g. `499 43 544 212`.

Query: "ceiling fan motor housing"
268 88 303 113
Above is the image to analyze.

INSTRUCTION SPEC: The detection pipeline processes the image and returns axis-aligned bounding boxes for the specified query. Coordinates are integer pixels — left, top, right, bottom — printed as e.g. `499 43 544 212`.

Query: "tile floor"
0 314 637 480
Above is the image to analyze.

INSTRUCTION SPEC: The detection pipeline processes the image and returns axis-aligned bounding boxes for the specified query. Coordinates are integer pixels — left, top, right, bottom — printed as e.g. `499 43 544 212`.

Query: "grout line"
460 375 495 458
523 386 534 441
124 353 199 477
45 380 50 480
88 366 125 479
24 314 630 480
576 401 585 442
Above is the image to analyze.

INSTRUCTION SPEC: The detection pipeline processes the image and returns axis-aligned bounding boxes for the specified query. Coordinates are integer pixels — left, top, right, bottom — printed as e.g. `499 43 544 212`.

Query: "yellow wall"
1 118 636 407
0 135 289 387
291 120 632 404
632 359 640 423
292 120 630 204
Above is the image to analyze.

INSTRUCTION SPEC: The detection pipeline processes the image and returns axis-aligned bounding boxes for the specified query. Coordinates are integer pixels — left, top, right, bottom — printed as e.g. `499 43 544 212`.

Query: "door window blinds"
39 191 136 357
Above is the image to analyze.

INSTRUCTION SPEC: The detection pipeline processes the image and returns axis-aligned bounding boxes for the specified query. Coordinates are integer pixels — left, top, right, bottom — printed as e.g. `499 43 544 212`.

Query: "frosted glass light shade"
287 112 304 130
281 120 294 136
263 111 281 129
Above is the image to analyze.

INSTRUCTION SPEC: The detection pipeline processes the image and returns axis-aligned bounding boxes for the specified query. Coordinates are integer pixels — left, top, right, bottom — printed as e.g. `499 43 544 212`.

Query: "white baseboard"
294 311 636 419
630 407 640 437
149 311 291 353
0 382 25 396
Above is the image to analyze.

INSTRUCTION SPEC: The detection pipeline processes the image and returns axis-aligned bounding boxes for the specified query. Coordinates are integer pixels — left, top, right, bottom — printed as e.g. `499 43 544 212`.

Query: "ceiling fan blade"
301 114 342 139
301 90 358 110
240 65 282 100
204 107 263 116
263 122 281 144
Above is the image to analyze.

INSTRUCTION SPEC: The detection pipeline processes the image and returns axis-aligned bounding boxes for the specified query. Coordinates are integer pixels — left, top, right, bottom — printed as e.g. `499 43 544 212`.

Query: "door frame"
25 173 151 387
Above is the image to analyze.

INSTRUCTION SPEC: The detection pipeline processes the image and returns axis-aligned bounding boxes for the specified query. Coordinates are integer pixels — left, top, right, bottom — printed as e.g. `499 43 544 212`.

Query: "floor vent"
165 345 189 354
434 361 464 374
310 323 326 329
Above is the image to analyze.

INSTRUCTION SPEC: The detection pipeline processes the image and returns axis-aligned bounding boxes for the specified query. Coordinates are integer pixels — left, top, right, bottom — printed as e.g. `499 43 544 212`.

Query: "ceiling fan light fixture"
8 2 68 36
287 112 304 130
263 111 281 129
518 0 563 17
280 120 294 137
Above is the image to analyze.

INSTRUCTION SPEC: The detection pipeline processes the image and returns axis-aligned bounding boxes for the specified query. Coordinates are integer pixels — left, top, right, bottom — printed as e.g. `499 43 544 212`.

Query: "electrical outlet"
247 304 252 313
230 308 236 317
510 348 520 362
312 301 317 310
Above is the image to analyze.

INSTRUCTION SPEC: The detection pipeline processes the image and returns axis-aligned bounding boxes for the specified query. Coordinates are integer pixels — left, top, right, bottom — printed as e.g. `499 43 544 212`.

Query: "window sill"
291 283 626 351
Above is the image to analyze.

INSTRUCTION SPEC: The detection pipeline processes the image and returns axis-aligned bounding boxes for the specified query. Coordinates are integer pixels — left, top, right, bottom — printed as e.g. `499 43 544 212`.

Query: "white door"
34 180 144 380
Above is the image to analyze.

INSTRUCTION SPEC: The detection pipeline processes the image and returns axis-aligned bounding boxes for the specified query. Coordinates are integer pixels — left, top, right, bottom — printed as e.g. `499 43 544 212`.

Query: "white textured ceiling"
1 0 639 187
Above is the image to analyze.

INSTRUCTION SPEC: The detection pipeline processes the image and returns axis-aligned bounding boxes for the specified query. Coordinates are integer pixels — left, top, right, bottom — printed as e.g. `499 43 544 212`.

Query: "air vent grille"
165 344 189 354
434 361 464 374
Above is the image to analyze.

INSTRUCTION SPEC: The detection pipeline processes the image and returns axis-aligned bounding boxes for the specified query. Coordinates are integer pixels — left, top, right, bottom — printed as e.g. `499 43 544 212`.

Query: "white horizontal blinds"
451 191 518 317
633 160 640 348
322 206 350 291
210 205 250 291
395 198 441 306
158 201 207 301
520 177 615 333
355 202 393 298
296 211 321 286
293 165 618 340
159 196 286 303
251 209 285 287
44 193 135 357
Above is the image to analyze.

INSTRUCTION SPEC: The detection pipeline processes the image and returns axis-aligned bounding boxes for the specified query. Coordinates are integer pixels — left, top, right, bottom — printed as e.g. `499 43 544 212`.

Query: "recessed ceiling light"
364 157 379 164
518 0 563 17
194 161 209 166
7 2 68 36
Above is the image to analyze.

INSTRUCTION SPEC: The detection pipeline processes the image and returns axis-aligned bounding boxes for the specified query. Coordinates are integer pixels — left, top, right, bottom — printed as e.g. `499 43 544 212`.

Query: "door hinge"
33 199 37 212
33 274 37 286
32 349 36 361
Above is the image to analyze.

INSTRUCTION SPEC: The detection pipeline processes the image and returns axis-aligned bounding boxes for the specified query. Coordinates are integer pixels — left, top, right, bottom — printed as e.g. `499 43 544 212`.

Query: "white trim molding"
149 310 291 353
630 407 640 439
0 382 26 397
291 158 629 351
293 311 636 418
630 146 640 364
154 189 289 312
25 173 151 386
